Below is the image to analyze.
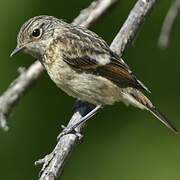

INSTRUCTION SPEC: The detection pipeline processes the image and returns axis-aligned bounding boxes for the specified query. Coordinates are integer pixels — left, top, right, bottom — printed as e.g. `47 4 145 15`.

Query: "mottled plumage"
11 15 178 134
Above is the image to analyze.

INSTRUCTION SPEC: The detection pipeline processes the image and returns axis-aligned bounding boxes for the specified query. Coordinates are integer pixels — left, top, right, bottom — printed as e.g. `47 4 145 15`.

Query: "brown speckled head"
11 15 66 58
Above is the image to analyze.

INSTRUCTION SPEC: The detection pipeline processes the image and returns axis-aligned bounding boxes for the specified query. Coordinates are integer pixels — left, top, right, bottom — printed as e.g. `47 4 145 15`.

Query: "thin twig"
73 0 118 27
0 0 118 130
37 0 157 179
158 0 180 48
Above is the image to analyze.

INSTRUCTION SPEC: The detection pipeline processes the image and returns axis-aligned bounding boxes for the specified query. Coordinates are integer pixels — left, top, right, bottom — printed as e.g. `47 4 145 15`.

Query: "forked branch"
37 0 157 179
0 0 118 130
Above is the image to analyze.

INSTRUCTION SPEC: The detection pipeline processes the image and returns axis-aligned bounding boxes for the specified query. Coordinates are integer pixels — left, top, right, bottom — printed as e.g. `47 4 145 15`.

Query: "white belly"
44 59 122 105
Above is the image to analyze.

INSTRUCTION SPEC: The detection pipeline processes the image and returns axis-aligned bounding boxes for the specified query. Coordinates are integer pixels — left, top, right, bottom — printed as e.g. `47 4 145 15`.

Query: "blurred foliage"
0 0 180 179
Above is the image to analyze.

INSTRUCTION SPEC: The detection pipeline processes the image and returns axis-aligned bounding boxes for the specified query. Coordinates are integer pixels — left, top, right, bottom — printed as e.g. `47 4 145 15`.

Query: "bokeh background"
0 0 179 179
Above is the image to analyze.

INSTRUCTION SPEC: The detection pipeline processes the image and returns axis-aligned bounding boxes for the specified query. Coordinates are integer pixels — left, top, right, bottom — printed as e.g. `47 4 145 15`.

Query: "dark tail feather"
128 89 178 134
148 107 178 134
136 79 151 93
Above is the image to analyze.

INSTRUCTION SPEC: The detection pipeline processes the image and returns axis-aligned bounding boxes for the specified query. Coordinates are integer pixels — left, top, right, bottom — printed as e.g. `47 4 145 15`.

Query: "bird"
10 15 178 135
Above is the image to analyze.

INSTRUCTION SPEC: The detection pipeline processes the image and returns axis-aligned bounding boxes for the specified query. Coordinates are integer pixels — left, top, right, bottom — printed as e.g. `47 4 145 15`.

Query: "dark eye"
32 28 42 38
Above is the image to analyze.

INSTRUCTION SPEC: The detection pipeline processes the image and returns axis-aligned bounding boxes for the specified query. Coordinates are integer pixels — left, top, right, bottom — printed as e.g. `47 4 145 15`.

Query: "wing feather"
56 25 149 92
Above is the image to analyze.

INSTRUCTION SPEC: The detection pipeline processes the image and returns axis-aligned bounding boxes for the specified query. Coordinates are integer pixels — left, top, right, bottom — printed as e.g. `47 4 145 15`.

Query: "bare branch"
37 0 157 179
111 0 156 55
73 0 118 27
158 0 180 48
0 61 43 130
0 0 118 130
36 101 95 179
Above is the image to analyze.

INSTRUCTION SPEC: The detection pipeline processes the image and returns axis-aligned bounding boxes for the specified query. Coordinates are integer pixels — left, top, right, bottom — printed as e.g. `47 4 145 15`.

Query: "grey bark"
0 0 118 130
158 0 180 48
36 0 157 179
0 0 159 179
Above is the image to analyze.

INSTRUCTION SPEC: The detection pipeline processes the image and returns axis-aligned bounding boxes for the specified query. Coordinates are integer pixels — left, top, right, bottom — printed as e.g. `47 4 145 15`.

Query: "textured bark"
36 0 157 179
0 0 118 130
0 0 159 179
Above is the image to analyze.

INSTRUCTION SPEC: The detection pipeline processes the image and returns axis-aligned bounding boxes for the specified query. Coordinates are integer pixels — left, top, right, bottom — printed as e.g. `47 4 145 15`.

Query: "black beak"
10 46 25 57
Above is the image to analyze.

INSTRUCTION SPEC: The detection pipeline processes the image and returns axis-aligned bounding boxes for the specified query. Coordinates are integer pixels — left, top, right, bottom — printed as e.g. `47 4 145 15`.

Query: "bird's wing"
57 25 149 92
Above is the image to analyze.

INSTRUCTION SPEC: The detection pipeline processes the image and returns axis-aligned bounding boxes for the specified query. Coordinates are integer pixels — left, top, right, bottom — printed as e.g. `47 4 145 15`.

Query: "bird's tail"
122 88 178 134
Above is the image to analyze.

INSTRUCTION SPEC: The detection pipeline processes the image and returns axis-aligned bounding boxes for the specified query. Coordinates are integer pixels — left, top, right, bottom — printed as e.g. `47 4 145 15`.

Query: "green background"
0 0 180 179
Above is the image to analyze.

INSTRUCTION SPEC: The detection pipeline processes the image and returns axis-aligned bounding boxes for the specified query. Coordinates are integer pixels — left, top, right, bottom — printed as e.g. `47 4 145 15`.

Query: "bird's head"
10 15 64 59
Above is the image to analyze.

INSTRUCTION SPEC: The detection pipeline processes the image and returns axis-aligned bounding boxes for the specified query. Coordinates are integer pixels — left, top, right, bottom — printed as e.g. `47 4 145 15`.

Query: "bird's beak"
10 45 25 57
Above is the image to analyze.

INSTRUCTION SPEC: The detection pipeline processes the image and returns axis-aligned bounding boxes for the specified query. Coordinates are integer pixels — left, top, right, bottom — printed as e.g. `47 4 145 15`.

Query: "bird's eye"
32 28 42 38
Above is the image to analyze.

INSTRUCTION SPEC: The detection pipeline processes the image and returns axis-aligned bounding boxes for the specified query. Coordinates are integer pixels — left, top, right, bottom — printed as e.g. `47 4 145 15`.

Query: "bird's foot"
57 125 83 140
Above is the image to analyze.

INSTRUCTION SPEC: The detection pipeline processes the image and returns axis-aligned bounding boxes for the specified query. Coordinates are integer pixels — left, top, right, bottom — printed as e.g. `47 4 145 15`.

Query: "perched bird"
11 15 178 134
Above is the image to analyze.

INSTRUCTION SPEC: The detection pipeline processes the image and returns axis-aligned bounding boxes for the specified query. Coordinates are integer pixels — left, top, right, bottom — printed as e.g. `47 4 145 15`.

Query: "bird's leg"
58 105 103 139
70 104 102 129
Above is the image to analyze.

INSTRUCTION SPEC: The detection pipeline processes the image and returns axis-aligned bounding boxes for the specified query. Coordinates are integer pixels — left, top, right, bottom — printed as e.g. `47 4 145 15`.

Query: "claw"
57 125 82 140
75 132 83 140
57 105 102 140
